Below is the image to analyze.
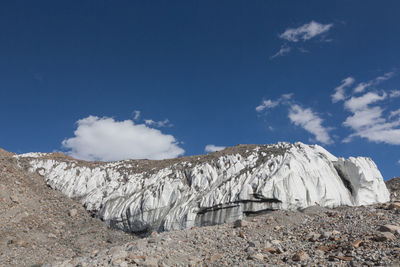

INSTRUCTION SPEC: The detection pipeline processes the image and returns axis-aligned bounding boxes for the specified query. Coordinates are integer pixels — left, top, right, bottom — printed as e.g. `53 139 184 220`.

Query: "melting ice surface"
15 142 390 233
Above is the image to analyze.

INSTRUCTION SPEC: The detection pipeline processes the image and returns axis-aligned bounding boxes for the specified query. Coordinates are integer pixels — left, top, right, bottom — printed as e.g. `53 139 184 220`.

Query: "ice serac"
15 142 390 233
333 157 390 205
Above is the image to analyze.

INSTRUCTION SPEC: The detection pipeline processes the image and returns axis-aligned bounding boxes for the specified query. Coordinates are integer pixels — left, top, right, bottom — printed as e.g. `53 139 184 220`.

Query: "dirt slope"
0 149 136 266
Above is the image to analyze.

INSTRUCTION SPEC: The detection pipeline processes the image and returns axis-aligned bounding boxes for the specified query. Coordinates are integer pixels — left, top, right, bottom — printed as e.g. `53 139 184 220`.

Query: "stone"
142 257 159 267
351 239 363 248
68 209 78 217
321 231 332 239
373 231 395 241
316 245 331 252
91 249 99 256
209 253 222 263
238 231 245 238
47 233 57 239
16 239 28 247
315 250 325 256
247 241 256 247
292 251 309 261
127 253 146 260
266 216 274 223
233 219 248 228
335 256 353 261
331 230 340 235
10 195 19 203
263 247 277 254
147 238 157 244
307 232 321 242
271 240 281 245
388 202 400 210
378 224 400 234
112 259 123 265
248 253 266 261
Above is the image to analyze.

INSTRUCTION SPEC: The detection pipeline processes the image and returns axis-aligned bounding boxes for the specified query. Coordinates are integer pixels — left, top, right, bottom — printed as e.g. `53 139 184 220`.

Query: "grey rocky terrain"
1 146 399 266
52 190 400 267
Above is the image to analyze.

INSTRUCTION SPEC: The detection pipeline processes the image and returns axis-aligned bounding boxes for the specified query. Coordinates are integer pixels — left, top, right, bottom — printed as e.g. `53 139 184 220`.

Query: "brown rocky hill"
0 148 136 267
386 177 400 200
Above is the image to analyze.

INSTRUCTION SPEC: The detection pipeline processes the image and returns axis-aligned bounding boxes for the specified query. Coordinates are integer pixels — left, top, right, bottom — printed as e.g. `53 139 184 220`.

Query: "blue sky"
1 1 399 179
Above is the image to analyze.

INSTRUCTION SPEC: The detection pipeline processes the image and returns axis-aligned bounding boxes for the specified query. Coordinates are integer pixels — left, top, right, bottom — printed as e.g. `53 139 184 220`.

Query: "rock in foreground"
16 142 390 234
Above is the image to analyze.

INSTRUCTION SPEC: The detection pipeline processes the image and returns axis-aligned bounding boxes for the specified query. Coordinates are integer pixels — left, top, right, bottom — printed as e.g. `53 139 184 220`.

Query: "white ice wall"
17 142 390 233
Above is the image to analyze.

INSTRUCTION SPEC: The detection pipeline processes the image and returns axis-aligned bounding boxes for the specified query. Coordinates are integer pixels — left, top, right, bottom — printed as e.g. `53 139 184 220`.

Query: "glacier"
15 142 390 233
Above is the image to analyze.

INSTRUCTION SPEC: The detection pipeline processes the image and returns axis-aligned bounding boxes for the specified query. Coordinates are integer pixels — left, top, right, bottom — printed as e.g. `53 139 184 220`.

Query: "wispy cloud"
353 72 395 94
256 94 292 113
256 99 280 112
256 94 333 145
62 116 184 161
389 109 400 119
144 119 172 128
280 21 333 42
344 92 387 112
270 45 291 59
331 77 355 103
288 104 333 144
390 90 400 98
335 73 400 145
272 21 333 59
204 144 226 153
133 110 141 120
298 47 309 53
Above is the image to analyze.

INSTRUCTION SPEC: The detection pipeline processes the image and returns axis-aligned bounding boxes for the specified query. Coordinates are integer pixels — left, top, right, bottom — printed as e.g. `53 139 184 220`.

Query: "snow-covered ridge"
16 142 390 233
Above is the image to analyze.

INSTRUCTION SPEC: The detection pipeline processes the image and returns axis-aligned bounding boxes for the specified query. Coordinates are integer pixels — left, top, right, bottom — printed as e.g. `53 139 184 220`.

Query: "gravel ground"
1 147 399 266
53 200 400 266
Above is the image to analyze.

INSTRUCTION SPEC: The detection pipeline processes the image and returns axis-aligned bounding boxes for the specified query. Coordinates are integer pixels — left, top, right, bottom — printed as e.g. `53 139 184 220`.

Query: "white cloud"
389 109 400 119
343 106 385 133
270 45 291 59
288 104 333 144
353 82 369 94
390 90 400 98
256 94 293 113
280 21 333 42
398 160 400 165
204 144 226 153
332 72 400 145
256 99 280 112
331 77 355 103
144 119 172 127
281 93 293 100
344 92 387 112
133 110 141 120
342 91 400 145
353 72 395 94
62 116 184 161
298 47 309 53
376 71 395 83
256 94 332 145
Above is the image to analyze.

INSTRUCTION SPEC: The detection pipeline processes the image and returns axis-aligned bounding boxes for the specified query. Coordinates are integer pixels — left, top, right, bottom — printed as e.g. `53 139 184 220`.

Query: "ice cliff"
15 142 390 233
